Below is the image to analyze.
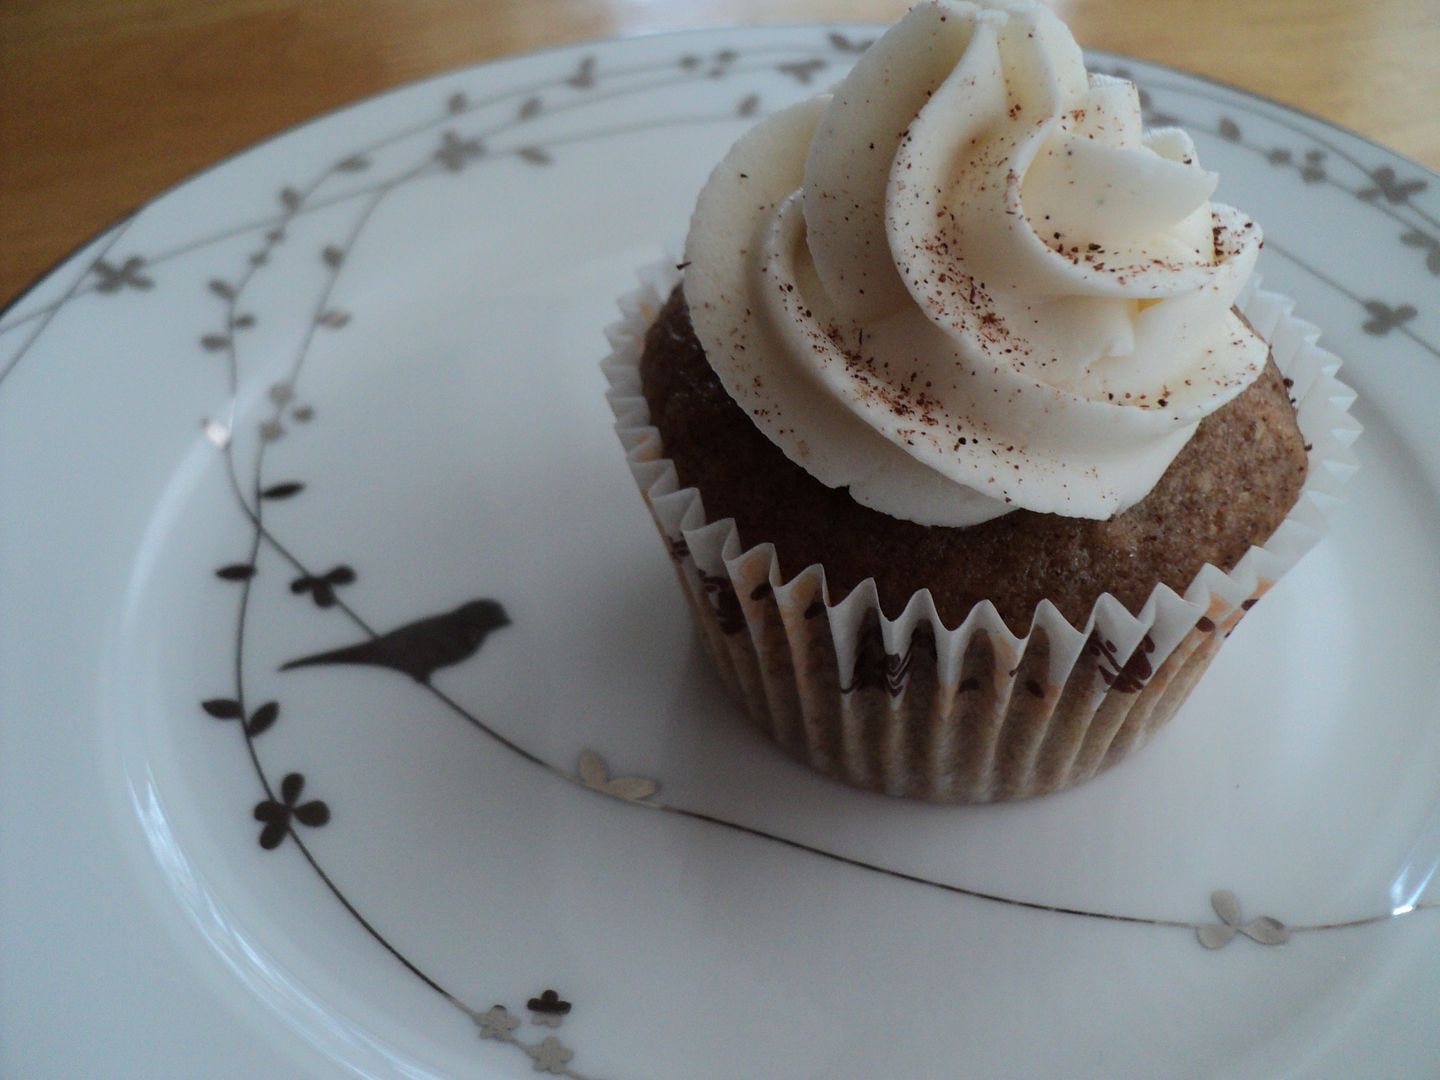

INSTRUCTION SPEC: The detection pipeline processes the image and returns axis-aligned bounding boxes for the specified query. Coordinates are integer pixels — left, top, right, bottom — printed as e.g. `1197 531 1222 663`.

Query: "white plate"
3 26 1438 1080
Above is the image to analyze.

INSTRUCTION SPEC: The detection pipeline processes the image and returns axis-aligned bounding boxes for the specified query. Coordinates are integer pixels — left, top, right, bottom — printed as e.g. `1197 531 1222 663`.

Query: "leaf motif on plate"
1210 889 1242 926
566 55 596 89
246 701 279 736
1195 923 1236 950
260 481 304 500
202 698 244 720
577 749 658 801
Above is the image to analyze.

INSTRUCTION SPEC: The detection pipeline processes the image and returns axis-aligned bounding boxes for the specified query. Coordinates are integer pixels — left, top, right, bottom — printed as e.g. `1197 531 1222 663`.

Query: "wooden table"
4 0 1438 306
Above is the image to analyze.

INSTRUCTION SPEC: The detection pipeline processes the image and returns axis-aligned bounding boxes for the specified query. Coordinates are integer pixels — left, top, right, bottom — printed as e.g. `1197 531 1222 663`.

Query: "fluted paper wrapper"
603 261 1360 802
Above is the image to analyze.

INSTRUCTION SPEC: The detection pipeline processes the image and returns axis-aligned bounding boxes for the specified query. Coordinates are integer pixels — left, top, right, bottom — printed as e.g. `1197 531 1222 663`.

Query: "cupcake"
603 0 1358 802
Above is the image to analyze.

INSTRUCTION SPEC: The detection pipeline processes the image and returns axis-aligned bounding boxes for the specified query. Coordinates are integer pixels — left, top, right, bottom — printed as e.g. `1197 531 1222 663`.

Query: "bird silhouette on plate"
279 598 510 683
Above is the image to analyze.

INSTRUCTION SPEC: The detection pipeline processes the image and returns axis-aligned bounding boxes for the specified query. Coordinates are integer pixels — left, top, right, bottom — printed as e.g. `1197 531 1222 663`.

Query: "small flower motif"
526 1035 574 1074
259 418 285 442
1358 164 1427 205
92 256 153 293
1361 299 1418 336
253 772 330 850
1196 890 1290 949
474 1005 521 1040
1400 230 1440 276
566 55 597 89
290 565 356 608
827 31 873 53
1265 147 1292 166
527 989 572 1027
704 49 736 78
1300 148 1326 183
777 59 827 84
268 383 295 406
435 130 486 172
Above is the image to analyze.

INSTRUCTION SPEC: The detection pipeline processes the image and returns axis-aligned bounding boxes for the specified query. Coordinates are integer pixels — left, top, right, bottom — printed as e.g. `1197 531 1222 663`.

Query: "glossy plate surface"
2 25 1438 1079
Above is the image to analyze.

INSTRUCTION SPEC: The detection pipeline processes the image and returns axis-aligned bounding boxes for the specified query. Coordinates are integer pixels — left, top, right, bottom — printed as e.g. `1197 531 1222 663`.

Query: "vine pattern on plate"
189 40 837 1075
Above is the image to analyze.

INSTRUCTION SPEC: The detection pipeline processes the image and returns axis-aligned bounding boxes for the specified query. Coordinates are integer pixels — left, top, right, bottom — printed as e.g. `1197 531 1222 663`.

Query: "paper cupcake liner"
602 260 1360 803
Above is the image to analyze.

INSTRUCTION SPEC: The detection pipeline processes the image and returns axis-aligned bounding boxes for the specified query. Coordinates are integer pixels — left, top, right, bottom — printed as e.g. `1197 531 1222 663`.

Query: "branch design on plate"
91 255 154 293
6 42 1440 386
186 34 869 1074
252 772 332 851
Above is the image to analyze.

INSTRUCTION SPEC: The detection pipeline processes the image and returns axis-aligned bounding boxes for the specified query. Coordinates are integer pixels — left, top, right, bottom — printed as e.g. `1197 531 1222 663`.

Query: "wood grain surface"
3 0 1438 306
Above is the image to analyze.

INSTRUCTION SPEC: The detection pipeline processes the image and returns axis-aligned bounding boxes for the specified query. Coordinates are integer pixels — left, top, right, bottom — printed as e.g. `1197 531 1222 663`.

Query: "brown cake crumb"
640 286 1308 633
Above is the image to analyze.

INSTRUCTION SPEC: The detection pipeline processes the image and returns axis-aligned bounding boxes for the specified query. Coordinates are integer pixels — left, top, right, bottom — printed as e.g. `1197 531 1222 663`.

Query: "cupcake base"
603 261 1359 802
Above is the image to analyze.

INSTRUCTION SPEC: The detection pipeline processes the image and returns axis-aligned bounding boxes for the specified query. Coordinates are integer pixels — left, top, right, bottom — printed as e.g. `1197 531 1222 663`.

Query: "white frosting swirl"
684 0 1266 526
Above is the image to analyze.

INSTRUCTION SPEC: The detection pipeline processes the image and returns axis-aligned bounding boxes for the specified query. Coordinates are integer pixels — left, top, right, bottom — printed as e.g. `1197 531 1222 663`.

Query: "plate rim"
5 21 1438 325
